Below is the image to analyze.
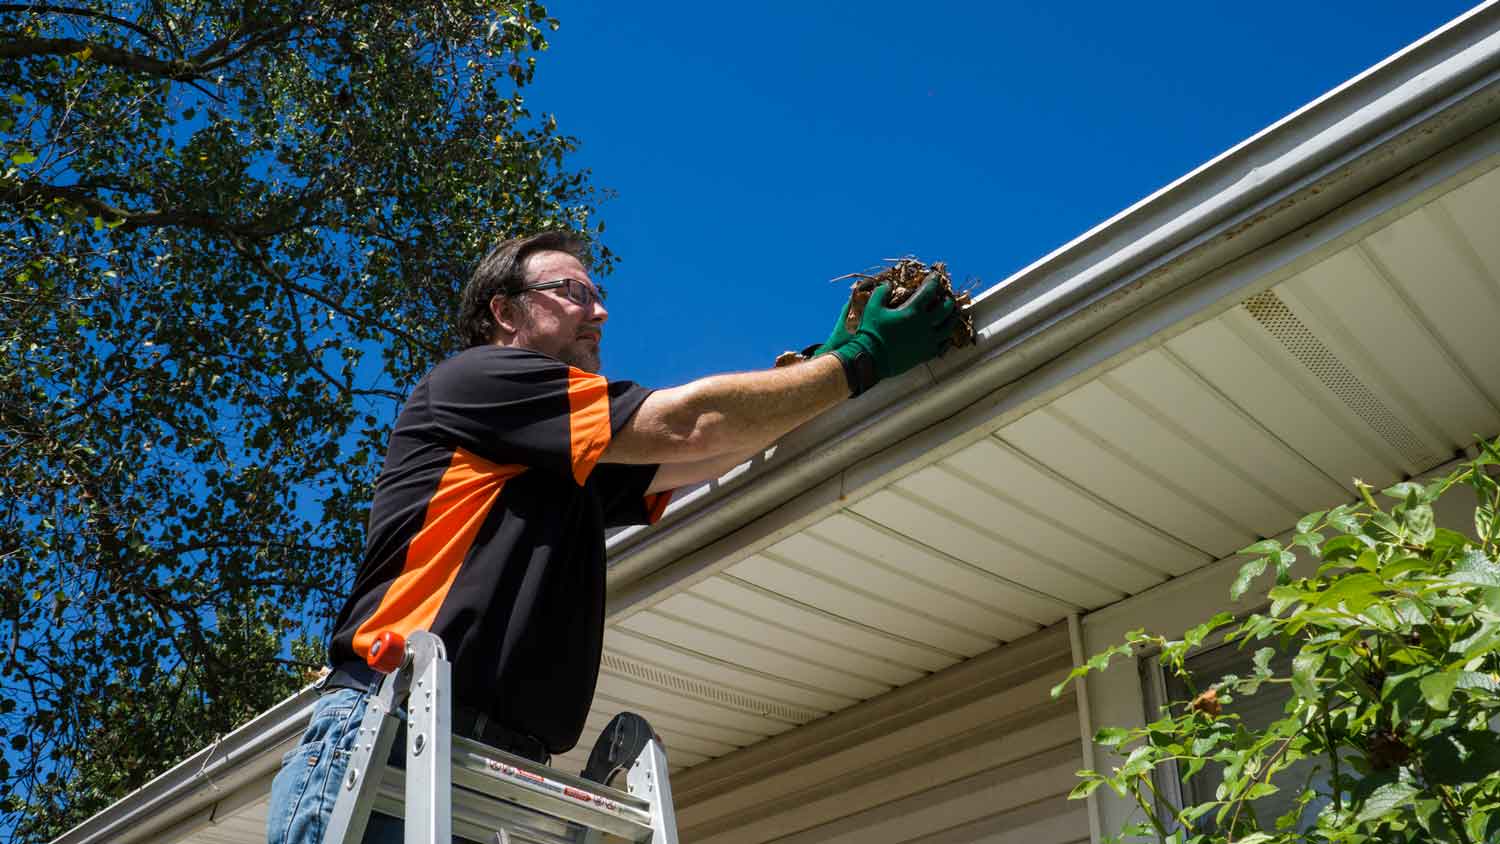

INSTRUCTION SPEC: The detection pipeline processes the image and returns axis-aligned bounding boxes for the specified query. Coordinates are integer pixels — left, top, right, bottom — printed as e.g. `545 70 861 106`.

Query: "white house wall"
669 627 1088 844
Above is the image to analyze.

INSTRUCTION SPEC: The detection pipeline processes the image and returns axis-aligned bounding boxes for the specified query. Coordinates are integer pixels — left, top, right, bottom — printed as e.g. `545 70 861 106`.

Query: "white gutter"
49 687 319 844
603 0 1500 614
51 4 1500 844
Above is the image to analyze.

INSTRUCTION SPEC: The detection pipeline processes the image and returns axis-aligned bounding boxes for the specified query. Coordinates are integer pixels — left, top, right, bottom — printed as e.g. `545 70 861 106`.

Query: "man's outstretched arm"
605 354 848 468
602 276 958 491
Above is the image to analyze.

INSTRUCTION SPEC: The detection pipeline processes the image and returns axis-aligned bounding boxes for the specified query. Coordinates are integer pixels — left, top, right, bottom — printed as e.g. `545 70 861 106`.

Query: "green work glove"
809 280 874 357
829 275 957 396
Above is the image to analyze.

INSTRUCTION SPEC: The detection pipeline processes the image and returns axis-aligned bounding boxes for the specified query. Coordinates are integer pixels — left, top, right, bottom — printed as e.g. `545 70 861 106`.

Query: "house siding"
672 626 1088 844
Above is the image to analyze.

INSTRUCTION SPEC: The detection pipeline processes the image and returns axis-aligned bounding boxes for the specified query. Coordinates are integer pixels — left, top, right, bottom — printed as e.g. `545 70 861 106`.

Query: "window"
1146 641 1331 833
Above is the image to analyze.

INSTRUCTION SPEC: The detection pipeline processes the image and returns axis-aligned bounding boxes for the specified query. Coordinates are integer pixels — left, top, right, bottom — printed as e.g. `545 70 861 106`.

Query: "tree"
0 2 609 837
1057 441 1500 843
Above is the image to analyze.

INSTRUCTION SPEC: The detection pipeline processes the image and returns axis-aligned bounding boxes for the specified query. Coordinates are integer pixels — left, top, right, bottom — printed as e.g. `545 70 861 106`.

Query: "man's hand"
810 281 871 356
827 274 957 395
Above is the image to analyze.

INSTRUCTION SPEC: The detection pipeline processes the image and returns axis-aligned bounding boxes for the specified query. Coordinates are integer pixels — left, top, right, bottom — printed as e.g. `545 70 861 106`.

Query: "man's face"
508 250 609 372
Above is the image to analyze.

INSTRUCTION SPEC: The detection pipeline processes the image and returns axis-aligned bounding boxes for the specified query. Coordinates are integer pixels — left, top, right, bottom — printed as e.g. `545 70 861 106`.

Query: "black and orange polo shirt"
328 345 672 754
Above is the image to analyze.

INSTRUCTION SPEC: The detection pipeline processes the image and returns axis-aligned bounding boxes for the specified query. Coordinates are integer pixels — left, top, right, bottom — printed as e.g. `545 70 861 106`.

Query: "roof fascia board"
603 3 1500 606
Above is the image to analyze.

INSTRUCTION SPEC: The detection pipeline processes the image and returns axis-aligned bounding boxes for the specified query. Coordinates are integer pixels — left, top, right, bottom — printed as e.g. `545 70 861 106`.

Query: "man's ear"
489 294 522 339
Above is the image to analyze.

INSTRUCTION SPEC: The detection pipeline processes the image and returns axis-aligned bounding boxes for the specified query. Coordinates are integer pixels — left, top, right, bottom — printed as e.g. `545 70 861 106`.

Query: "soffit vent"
600 652 826 725
1243 290 1435 466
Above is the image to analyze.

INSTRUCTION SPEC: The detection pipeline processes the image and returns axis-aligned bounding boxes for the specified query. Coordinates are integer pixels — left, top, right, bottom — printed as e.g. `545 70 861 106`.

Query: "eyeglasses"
512 277 607 309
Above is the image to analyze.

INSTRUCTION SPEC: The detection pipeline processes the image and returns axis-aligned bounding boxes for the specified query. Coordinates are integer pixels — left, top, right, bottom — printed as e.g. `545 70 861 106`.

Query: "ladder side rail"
403 632 453 844
324 671 407 844
626 740 679 844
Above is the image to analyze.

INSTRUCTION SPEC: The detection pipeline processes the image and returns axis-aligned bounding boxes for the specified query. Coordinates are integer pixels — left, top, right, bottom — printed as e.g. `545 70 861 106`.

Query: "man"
267 230 956 844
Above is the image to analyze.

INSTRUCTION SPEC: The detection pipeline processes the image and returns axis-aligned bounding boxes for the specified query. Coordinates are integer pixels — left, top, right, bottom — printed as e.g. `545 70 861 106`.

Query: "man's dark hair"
458 230 593 348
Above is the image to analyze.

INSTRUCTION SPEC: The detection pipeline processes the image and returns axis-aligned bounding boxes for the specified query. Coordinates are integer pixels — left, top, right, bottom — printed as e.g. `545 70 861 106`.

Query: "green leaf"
1451 620 1500 661
1322 534 1368 560
1274 549 1298 582
1292 650 1325 700
1383 481 1426 501
1183 612 1234 648
1313 572 1386 613
1094 726 1131 746
1450 550 1500 587
11 148 37 165
1483 587 1500 614
1403 503 1435 544
1420 670 1460 710
1365 511 1404 543
1328 505 1363 533
1067 777 1104 800
1453 670 1500 693
1296 510 1327 534
1252 646 1275 675
1380 556 1428 581
1430 528 1471 554
1239 539 1284 556
1232 556 1269 601
1245 782 1279 800
1354 780 1420 824
1292 531 1323 552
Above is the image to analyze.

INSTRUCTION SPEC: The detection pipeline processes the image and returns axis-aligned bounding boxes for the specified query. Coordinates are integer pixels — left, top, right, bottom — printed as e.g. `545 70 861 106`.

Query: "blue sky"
525 1 1480 389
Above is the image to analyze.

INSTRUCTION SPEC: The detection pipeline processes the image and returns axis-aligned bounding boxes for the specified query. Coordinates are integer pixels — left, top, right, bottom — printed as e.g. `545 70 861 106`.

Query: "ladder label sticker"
487 761 622 813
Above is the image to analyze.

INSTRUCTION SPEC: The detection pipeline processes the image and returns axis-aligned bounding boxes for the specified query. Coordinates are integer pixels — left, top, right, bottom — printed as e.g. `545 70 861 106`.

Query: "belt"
452 706 551 765
321 662 551 765
321 660 380 693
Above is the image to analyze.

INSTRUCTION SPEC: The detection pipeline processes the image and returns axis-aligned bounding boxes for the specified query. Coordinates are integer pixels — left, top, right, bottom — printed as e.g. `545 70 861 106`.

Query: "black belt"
321 662 551 765
452 707 551 766
322 660 380 693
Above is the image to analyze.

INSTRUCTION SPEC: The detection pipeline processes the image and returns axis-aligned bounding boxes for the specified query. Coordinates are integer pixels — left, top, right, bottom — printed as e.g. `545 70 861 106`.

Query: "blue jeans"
266 688 479 844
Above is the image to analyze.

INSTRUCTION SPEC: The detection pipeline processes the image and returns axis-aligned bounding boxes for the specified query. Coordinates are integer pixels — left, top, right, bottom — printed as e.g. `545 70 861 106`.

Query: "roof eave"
602 1 1500 614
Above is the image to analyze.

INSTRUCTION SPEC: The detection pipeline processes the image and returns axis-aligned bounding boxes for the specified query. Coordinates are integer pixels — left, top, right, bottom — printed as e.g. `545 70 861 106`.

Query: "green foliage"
1053 442 1500 843
1 1 606 836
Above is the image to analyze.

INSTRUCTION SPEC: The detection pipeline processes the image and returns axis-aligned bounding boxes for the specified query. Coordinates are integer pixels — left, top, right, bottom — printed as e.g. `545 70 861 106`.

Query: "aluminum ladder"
324 630 680 844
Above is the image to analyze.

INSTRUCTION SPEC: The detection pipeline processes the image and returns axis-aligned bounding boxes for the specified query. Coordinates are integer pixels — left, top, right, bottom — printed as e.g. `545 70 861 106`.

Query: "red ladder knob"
367 631 406 674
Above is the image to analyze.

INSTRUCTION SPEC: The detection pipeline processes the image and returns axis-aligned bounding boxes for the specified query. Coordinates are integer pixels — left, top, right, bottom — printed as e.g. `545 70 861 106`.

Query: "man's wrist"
829 334 880 396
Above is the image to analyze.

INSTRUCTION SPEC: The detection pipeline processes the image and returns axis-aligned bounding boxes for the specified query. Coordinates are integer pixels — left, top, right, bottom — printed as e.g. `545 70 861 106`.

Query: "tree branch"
228 234 441 359
0 36 201 80
0 5 171 51
0 177 324 237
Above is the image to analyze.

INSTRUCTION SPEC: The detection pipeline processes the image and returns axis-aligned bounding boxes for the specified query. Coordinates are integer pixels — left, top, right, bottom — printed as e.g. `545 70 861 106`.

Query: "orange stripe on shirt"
352 448 524 659
644 490 673 524
566 368 612 486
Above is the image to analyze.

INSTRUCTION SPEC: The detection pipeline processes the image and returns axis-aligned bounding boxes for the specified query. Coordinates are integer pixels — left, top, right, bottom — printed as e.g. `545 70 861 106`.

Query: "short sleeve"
418 347 654 485
591 464 675 528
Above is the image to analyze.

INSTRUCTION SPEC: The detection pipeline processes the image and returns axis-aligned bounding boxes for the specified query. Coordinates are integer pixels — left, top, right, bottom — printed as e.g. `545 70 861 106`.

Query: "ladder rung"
448 737 654 839
374 776 584 844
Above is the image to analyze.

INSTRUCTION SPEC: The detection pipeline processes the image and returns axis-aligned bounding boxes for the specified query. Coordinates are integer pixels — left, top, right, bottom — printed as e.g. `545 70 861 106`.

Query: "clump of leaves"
1054 438 1500 844
776 258 976 366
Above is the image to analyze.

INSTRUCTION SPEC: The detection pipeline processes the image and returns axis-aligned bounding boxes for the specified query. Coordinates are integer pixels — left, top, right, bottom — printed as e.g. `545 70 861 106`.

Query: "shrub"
1056 439 1500 843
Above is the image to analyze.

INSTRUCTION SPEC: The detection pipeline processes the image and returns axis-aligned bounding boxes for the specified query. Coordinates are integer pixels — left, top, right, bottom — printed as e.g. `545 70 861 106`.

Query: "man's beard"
557 341 601 373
